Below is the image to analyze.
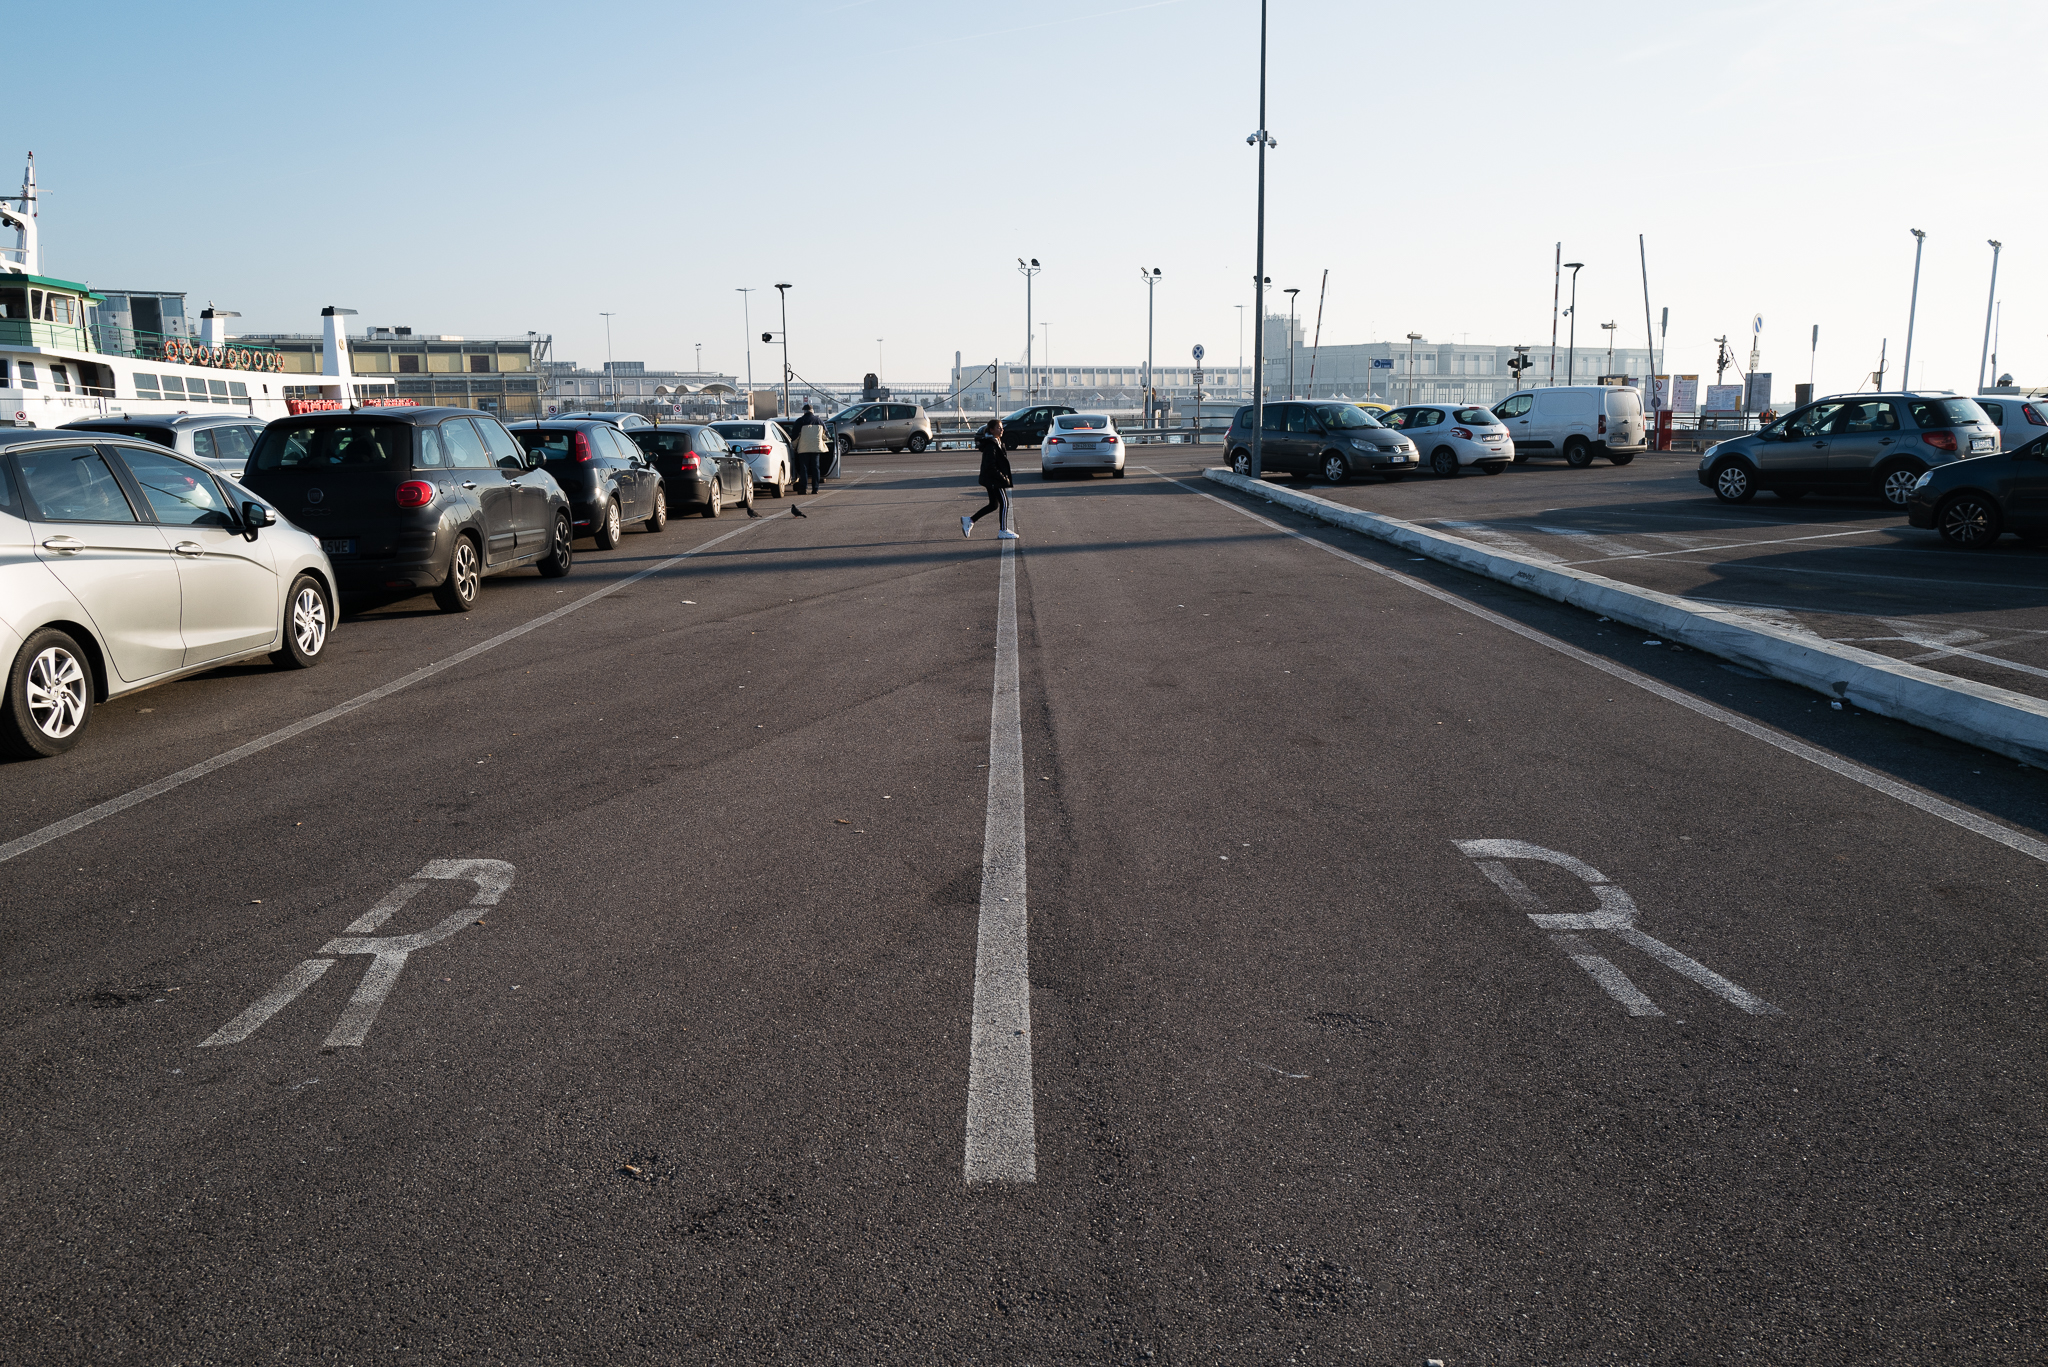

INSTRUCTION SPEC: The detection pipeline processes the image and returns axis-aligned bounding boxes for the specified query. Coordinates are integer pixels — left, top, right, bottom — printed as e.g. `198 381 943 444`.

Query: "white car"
0 429 335 759
1491 385 1647 466
1381 405 1514 476
707 421 794 496
1039 413 1126 479
1970 395 2039 455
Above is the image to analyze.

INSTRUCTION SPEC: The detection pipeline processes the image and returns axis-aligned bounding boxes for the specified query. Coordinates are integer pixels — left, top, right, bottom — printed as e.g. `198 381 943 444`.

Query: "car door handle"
462 481 479 490
1878 437 1893 445
174 541 205 557
1813 441 1827 448
40 536 84 554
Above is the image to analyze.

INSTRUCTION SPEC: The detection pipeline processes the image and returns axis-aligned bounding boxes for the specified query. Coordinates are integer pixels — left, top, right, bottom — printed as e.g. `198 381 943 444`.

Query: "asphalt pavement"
1 454 2042 1363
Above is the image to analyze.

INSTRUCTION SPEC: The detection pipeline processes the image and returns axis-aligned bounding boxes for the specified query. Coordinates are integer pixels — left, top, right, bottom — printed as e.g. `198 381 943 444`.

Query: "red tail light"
1103 435 1119 444
1923 431 1958 452
1046 436 1064 445
739 444 773 455
1452 426 1473 440
396 480 435 508
2024 404 2044 426
573 431 593 462
1597 414 1608 435
675 455 700 472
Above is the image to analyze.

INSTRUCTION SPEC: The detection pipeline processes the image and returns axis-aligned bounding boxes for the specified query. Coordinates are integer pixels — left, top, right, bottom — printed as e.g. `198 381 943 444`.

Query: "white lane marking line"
1555 526 1890 565
1880 630 2048 683
0 483 868 869
1460 841 1780 1018
1153 470 2048 866
964 536 1035 1185
1529 525 1645 558
202 857 516 1048
1436 520 1567 563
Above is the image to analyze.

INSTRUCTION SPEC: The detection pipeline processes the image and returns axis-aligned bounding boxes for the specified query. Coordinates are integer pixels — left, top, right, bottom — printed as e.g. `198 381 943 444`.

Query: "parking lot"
1187 446 2048 705
1 451 2042 1362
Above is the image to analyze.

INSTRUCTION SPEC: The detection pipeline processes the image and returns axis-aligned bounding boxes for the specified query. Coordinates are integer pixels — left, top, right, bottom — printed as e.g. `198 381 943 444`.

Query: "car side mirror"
241 500 275 541
525 450 546 470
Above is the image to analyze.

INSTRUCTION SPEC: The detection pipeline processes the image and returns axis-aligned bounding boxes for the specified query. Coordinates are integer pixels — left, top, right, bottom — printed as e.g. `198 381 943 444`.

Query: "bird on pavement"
746 504 762 518
791 505 807 518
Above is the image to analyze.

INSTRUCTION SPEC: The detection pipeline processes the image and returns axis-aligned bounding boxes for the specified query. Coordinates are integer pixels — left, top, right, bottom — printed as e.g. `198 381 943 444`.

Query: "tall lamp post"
1901 229 1926 391
1245 0 1276 475
773 283 792 418
1017 258 1040 400
1600 321 1617 378
1562 263 1584 382
1977 239 2002 394
1141 266 1162 426
1406 332 1422 404
735 289 755 393
1283 287 1301 397
599 312 617 401
1235 303 1246 400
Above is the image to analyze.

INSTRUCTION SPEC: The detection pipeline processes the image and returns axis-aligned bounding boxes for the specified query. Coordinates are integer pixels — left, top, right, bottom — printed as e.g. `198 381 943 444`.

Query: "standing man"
789 403 827 499
964 418 1019 540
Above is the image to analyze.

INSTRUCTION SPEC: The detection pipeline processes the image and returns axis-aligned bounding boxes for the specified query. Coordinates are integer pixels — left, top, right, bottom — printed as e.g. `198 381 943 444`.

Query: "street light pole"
1283 287 1300 397
1601 320 1616 377
599 312 616 402
736 289 754 393
1246 0 1275 476
1017 258 1040 400
1902 229 1926 391
1977 239 2002 394
694 342 702 375
774 283 792 418
1563 263 1584 383
1235 303 1245 400
1141 267 1162 427
1406 332 1421 405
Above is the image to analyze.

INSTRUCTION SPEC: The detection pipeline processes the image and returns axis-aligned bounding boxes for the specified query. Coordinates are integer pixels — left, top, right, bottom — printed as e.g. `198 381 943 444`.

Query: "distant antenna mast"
0 151 38 276
1306 269 1329 398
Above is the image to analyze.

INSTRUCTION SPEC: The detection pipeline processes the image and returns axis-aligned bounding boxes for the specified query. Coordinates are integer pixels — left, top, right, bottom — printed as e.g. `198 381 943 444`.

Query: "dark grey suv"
1698 393 1999 507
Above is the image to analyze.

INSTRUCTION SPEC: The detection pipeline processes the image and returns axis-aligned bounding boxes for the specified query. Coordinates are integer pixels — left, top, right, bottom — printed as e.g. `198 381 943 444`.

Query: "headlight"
1912 472 1933 491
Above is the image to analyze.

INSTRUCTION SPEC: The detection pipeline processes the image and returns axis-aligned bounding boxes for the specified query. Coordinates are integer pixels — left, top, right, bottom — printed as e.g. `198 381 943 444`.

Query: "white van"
1491 386 1647 467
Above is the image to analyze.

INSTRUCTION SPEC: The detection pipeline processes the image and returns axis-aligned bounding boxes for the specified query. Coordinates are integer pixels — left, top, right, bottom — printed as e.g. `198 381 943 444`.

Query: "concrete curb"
1202 467 2048 768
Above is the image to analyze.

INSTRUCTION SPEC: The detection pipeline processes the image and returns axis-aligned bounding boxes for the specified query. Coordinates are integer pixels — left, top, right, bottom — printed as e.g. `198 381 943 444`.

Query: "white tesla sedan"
1039 413 1126 479
0 430 336 758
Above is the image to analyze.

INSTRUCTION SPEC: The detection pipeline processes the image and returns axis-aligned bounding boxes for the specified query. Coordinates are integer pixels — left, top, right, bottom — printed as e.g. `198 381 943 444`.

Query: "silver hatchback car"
1698 393 1999 507
0 430 336 758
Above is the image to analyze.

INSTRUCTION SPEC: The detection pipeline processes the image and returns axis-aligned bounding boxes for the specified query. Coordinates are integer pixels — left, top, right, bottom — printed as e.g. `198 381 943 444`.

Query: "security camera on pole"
1192 343 1205 436
1018 258 1040 400
1140 267 1163 426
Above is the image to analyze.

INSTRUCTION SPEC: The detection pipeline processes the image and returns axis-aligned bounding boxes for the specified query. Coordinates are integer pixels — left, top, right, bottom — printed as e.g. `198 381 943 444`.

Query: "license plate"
320 538 355 555
1075 442 1098 451
1970 437 1993 452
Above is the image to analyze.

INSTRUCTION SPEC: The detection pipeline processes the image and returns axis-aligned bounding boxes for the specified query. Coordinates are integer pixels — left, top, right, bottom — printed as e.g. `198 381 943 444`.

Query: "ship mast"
0 152 37 277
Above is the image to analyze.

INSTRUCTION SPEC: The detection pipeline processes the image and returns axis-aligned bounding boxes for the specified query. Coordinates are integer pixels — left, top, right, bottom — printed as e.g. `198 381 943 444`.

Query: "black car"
628 425 754 517
999 404 1077 449
508 419 667 548
59 413 268 480
1904 431 2048 548
240 407 573 612
1222 402 1421 483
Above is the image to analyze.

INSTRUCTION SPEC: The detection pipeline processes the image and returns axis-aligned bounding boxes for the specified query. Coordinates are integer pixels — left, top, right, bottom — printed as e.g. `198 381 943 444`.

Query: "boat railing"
90 324 285 369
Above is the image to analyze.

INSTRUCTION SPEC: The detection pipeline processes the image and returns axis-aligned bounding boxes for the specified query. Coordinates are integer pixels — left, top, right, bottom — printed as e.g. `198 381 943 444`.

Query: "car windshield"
1055 415 1108 430
1316 405 1379 429
251 421 412 471
1907 397 1990 429
712 424 766 440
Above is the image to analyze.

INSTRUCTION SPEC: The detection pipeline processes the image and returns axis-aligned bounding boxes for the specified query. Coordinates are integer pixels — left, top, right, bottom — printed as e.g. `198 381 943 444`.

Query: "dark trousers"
970 484 1011 531
796 451 821 494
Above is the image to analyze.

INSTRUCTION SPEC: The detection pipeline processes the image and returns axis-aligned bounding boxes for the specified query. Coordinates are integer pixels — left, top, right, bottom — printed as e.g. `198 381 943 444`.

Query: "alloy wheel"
1881 468 1921 507
24 646 88 740
291 585 328 658
1715 465 1753 502
453 541 479 601
1939 497 1997 548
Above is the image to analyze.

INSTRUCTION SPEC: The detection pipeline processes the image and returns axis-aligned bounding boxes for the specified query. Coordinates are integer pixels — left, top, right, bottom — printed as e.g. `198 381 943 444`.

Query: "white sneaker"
997 530 1021 540
961 515 973 538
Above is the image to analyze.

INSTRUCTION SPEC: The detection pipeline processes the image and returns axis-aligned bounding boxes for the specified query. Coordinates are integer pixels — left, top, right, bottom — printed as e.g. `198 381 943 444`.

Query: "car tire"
1231 449 1253 477
1774 488 1808 502
1112 467 1125 479
644 486 668 532
703 483 721 519
434 535 482 612
1563 438 1594 468
1711 461 1758 504
1431 447 1459 478
836 436 853 461
1937 493 2001 548
741 479 755 512
1513 449 1531 464
1609 452 1635 466
536 514 574 578
594 499 623 550
1040 467 1055 480
1 627 94 759
271 574 330 669
1321 453 1349 484
772 464 787 497
908 432 930 453
1878 461 1927 509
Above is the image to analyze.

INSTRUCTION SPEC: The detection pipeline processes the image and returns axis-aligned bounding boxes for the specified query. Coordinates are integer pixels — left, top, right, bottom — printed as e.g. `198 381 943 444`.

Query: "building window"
52 364 71 393
468 354 492 374
398 355 421 374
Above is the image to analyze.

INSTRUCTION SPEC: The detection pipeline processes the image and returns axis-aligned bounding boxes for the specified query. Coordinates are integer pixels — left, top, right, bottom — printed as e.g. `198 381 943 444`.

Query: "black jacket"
976 432 1012 488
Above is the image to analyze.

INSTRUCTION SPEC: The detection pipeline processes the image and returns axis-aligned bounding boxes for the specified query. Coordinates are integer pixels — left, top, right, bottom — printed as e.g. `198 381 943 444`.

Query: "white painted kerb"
1203 468 2048 768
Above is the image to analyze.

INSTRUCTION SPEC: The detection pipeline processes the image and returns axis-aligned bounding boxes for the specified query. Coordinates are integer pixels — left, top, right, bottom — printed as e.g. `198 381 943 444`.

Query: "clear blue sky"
15 0 2044 395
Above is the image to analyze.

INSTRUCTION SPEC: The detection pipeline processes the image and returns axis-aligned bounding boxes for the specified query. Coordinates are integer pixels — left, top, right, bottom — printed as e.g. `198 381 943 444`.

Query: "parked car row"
2 407 778 761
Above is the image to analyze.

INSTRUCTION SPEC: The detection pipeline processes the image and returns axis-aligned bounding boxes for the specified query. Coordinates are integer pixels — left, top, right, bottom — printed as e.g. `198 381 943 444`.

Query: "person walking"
964 418 1018 540
790 403 827 501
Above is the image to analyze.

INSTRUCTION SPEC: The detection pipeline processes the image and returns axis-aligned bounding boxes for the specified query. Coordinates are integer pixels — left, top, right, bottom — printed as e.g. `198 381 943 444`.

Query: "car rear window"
632 431 693 456
251 421 412 471
1451 408 1499 425
714 424 766 440
1055 415 1108 430
1607 389 1643 418
72 424 176 448
1907 398 1989 429
515 429 581 461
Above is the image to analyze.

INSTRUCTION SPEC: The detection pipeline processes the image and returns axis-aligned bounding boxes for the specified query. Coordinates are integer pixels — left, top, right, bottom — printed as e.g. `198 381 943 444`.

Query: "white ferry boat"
0 153 397 428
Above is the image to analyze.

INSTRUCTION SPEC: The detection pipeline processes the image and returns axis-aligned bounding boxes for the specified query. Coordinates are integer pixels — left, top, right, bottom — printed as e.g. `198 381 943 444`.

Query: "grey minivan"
1697 393 1999 507
828 402 935 456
